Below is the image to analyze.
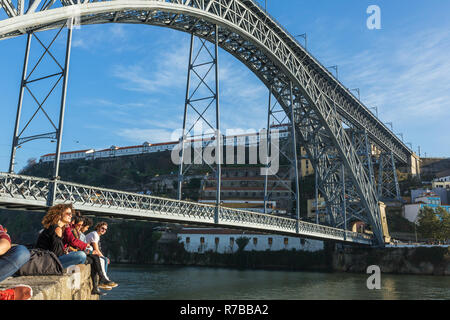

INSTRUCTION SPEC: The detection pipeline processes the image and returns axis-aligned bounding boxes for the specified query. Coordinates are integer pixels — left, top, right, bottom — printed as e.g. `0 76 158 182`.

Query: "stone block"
0 264 99 300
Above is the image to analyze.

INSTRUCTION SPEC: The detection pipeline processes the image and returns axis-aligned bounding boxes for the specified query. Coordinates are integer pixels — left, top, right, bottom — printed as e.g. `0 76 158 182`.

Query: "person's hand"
92 249 101 256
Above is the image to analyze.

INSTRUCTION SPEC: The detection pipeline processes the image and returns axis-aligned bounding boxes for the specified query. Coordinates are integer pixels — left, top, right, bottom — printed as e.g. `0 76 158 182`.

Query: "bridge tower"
177 27 222 223
8 18 75 206
263 82 301 229
377 151 402 202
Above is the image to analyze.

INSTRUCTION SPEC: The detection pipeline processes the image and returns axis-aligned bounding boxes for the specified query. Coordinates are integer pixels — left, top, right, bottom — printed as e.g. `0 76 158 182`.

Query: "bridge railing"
0 172 373 244
0 172 51 203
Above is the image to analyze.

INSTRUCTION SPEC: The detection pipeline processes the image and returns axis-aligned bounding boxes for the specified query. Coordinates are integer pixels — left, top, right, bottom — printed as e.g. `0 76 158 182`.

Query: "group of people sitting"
0 203 118 300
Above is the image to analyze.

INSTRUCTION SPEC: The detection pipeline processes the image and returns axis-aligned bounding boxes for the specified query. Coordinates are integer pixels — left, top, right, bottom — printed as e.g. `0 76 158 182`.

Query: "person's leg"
58 251 87 269
89 255 107 281
0 245 30 283
85 254 103 294
99 256 110 281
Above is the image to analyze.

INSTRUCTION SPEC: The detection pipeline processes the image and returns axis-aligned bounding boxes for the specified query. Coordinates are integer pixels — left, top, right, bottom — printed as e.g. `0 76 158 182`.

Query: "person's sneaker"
0 285 33 300
91 288 107 296
98 283 113 290
0 288 15 300
100 279 118 288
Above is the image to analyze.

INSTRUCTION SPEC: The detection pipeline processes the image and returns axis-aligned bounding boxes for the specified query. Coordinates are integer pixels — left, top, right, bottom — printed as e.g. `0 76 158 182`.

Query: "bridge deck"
0 172 373 245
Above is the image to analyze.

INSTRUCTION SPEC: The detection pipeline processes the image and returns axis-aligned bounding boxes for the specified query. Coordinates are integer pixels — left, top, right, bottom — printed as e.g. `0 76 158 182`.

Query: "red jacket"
63 224 87 251
0 225 11 244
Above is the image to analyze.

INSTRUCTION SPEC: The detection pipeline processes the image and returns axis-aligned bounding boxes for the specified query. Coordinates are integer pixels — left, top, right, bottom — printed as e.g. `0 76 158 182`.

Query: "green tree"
417 207 448 241
435 207 450 241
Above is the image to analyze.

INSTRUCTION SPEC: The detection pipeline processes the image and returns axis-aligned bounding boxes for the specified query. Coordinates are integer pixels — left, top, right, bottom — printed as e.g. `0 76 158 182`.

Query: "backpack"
15 248 64 276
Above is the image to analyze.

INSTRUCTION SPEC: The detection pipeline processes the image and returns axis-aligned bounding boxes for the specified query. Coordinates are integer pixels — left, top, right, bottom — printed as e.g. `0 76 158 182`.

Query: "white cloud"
330 27 450 155
116 128 177 144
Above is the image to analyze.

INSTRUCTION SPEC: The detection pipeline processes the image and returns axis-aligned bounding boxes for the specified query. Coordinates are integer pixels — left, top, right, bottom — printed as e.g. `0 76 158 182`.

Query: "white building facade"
178 228 324 254
39 125 290 164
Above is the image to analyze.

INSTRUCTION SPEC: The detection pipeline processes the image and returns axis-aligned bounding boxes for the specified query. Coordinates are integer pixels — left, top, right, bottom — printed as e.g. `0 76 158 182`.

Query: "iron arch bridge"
0 0 415 246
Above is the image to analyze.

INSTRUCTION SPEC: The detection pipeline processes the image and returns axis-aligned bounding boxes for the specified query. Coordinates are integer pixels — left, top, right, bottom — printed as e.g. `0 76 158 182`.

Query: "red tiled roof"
41 149 92 157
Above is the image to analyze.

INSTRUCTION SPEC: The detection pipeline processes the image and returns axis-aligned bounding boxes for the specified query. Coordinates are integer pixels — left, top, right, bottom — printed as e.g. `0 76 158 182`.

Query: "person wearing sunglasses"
65 214 110 296
85 222 118 289
35 204 87 269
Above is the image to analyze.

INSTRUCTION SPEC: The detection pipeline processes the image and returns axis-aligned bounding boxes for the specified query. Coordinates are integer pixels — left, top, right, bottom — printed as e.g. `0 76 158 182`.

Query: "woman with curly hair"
35 204 87 269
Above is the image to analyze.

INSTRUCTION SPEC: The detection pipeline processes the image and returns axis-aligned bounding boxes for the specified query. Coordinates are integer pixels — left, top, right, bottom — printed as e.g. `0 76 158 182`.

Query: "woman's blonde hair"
42 203 73 229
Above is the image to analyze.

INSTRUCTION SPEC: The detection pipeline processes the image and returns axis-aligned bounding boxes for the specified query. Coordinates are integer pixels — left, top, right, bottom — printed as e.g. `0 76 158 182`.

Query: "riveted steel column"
214 24 221 224
178 33 194 201
289 82 301 233
9 32 32 174
315 168 319 224
341 164 347 240
263 86 272 214
49 19 73 206
52 19 73 180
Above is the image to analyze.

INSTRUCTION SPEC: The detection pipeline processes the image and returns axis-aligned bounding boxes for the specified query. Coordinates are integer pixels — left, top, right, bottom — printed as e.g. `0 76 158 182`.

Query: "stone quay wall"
0 264 99 300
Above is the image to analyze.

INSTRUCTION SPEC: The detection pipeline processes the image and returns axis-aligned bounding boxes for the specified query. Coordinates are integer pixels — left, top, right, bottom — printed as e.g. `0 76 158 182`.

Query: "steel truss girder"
0 0 411 164
0 171 374 245
269 82 383 244
0 0 401 245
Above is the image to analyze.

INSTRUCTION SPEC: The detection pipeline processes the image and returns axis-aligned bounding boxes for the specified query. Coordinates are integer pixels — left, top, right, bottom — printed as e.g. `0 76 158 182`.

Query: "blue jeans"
58 251 87 269
0 245 31 283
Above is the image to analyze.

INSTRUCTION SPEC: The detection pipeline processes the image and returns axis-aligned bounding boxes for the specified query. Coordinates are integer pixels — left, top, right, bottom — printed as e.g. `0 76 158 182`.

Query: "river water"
101 265 449 300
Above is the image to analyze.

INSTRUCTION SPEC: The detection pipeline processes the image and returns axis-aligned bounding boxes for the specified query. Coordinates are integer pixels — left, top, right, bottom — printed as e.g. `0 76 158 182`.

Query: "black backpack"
15 248 64 276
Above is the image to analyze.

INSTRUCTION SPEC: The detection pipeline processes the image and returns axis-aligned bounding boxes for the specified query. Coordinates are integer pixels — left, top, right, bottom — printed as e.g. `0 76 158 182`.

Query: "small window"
284 238 289 245
200 237 205 244
253 238 258 246
215 237 220 245
230 237 235 246
268 238 273 245
186 237 190 244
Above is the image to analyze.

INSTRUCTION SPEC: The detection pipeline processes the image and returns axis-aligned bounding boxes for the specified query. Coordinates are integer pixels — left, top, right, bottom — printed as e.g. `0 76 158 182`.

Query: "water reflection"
102 265 450 300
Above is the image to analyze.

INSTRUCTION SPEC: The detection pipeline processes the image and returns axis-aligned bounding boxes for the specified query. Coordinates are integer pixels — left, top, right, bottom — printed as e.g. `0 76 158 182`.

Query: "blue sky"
1 0 450 172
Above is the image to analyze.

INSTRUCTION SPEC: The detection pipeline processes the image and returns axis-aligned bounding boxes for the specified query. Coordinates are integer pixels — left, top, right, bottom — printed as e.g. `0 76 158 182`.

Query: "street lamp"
295 33 307 50
369 106 379 118
385 122 393 130
350 88 360 100
327 65 338 79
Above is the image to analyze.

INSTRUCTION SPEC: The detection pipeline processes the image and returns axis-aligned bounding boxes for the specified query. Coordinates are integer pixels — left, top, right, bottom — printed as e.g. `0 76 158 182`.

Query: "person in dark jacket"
35 204 86 269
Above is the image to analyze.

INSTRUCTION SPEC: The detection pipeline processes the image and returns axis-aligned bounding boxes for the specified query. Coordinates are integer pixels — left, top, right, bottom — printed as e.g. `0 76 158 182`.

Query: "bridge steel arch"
0 0 412 246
